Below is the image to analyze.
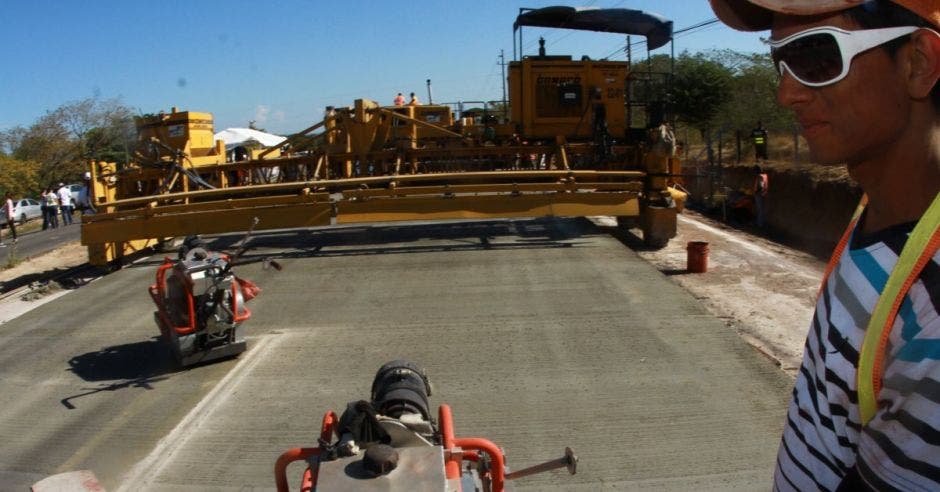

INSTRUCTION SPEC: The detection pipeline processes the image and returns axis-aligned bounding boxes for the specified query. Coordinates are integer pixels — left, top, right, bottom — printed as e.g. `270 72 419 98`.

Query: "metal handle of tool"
505 446 578 480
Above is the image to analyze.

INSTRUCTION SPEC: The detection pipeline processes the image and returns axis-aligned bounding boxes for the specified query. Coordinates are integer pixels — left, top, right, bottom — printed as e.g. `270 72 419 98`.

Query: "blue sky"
0 1 769 135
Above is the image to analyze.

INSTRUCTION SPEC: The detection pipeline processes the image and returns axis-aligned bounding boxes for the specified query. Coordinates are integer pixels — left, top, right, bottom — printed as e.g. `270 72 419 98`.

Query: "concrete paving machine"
81 6 682 266
275 360 578 491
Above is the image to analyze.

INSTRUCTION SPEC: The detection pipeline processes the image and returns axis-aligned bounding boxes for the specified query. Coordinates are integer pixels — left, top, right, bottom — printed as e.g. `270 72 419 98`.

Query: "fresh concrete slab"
0 218 791 491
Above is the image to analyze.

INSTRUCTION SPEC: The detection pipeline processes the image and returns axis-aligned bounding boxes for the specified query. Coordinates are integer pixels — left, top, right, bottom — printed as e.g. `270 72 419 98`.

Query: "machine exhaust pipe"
426 79 433 105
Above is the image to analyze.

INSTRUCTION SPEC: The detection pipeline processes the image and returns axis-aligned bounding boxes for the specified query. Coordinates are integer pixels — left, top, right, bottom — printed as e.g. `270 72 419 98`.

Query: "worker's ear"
904 29 940 100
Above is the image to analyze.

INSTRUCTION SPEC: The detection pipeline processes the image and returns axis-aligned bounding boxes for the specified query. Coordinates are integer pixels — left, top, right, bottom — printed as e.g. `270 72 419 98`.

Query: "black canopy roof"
514 6 673 50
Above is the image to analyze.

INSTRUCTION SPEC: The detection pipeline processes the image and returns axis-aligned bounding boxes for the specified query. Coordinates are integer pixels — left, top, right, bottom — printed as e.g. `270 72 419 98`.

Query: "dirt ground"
0 242 88 285
621 210 822 377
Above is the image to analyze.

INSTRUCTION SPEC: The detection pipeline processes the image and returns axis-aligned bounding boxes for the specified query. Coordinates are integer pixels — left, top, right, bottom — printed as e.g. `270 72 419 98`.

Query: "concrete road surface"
0 217 791 491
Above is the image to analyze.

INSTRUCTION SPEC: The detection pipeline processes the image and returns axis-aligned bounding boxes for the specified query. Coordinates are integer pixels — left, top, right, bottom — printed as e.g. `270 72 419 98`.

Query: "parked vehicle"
67 183 82 205
57 183 83 210
12 198 42 224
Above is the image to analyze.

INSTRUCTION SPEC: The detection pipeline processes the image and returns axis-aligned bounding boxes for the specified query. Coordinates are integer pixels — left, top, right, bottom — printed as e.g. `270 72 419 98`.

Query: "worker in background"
56 182 73 226
39 187 49 230
79 172 96 215
43 187 58 229
752 165 768 228
408 92 421 106
710 0 940 490
750 120 768 161
394 93 405 106
1 192 16 246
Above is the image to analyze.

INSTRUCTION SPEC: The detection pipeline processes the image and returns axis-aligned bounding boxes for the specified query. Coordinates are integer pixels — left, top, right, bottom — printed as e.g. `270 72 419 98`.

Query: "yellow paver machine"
81 6 682 266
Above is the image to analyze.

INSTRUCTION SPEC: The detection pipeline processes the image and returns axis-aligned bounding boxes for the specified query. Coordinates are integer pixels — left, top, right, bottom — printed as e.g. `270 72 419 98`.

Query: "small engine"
149 240 259 366
275 360 577 492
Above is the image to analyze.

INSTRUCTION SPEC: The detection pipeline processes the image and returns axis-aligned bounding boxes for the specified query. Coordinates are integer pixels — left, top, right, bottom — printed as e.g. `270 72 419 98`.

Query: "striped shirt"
774 221 940 491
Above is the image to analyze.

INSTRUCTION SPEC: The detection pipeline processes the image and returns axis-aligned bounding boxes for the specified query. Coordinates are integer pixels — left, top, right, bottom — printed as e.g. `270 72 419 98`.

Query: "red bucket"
686 241 709 273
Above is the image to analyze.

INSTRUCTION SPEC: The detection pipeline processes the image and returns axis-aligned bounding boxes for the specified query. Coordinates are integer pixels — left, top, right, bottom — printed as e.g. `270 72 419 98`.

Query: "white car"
67 183 82 206
11 198 42 224
59 183 85 210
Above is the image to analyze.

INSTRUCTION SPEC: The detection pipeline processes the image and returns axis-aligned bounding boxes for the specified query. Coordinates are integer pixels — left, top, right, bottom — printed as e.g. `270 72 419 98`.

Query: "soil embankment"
683 160 863 258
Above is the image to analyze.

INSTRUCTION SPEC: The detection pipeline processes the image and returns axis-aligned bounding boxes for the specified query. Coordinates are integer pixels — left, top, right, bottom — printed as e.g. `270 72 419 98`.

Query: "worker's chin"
807 146 847 167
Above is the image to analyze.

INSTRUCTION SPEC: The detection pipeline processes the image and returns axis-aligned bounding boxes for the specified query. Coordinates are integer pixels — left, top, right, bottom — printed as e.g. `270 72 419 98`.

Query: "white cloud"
254 105 270 124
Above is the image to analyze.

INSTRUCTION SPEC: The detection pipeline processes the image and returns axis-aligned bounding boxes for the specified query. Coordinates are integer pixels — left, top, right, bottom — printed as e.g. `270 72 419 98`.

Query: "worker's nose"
776 69 813 109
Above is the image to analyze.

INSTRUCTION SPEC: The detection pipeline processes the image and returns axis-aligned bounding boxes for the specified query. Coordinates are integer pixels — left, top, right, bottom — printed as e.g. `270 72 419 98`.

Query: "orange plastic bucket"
687 241 710 273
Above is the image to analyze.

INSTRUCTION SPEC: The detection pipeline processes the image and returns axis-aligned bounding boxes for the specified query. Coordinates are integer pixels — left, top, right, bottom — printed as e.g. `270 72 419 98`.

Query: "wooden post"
793 127 800 164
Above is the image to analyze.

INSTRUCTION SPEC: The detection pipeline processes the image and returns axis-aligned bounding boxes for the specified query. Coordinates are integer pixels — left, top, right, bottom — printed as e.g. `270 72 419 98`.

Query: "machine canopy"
514 6 674 50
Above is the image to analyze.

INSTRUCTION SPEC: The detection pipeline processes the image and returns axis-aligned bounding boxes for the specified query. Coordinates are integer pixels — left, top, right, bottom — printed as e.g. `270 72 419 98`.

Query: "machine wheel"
640 204 677 250
615 216 638 230
643 232 670 249
20 213 27 225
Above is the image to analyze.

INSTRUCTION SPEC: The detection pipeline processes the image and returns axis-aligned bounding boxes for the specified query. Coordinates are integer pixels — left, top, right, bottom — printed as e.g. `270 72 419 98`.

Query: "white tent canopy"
214 128 287 150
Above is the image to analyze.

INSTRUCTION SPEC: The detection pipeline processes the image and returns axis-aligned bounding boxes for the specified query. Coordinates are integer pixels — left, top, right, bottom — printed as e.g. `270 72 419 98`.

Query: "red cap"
709 0 940 31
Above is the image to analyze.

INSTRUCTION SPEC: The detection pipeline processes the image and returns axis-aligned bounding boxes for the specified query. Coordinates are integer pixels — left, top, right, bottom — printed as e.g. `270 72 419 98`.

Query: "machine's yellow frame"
81 170 650 265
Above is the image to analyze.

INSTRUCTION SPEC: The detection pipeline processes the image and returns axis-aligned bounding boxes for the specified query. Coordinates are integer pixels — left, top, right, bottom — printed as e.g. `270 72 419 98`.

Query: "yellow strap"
858 191 940 425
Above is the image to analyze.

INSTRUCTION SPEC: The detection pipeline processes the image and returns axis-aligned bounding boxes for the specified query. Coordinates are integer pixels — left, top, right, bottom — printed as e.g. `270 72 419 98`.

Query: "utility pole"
626 35 632 129
499 49 507 114
626 35 632 66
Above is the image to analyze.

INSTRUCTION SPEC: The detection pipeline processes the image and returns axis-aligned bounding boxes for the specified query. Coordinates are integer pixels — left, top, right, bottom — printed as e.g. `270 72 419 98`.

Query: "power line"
598 18 720 61
677 18 720 34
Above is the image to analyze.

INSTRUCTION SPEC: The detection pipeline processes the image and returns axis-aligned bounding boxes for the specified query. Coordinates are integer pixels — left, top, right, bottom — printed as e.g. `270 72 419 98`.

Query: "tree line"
0 97 137 198
636 49 793 147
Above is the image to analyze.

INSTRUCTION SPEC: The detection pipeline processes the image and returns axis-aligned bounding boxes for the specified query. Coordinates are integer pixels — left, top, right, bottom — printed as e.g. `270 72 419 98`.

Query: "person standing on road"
79 172 96 215
711 0 940 490
43 187 59 229
40 187 49 230
1 192 17 246
57 183 72 226
752 165 769 228
751 120 769 161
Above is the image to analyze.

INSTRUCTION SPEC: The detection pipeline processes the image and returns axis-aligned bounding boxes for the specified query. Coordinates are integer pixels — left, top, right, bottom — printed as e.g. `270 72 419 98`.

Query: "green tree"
2 115 79 187
0 155 40 198
713 51 795 134
0 96 136 187
671 52 734 136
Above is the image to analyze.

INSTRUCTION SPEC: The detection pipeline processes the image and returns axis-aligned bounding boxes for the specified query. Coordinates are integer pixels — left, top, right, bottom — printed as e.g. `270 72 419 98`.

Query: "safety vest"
818 192 940 425
752 129 767 145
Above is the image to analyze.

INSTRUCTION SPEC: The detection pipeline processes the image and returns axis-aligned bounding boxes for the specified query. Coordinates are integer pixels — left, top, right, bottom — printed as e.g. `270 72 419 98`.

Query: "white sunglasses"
768 25 920 87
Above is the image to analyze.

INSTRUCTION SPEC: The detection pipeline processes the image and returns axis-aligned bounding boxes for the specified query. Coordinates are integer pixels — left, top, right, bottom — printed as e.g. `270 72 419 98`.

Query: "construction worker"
1 192 15 246
408 92 421 106
79 171 96 215
752 165 768 227
394 92 405 106
750 120 768 160
710 0 940 490
57 182 73 226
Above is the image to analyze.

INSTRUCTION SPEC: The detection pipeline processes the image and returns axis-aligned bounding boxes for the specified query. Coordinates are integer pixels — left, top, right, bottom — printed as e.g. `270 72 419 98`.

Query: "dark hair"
845 0 940 108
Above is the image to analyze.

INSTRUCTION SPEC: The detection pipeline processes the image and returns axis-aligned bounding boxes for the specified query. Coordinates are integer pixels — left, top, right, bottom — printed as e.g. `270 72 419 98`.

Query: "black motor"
370 360 433 421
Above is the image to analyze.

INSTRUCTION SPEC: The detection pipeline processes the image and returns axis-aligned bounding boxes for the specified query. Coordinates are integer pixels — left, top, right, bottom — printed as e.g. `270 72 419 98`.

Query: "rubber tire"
643 233 669 249
20 213 27 225
640 203 677 250
616 216 638 230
